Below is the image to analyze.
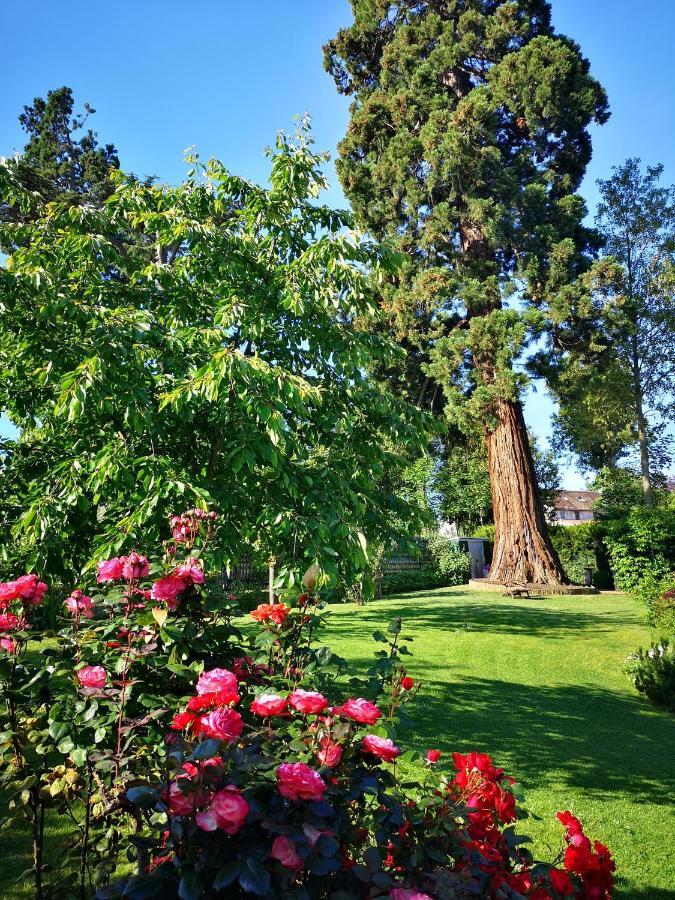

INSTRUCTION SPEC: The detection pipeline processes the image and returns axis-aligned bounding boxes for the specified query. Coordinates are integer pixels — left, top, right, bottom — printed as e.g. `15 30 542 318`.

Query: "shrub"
425 534 472 585
101 616 615 900
624 638 675 712
634 574 675 631
379 566 450 596
472 524 495 542
549 523 613 589
604 507 675 593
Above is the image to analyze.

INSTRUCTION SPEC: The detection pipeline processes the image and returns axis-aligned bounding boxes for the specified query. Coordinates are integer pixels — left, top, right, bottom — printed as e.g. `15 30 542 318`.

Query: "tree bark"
486 398 568 584
635 392 652 506
631 335 653 506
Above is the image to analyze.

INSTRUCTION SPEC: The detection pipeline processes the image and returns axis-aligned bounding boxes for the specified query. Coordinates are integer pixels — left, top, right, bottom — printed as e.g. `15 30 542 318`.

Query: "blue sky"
2 1 674 487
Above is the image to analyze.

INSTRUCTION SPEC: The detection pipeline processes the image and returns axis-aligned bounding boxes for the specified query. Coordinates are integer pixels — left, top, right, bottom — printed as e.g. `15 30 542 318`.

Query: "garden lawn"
323 587 675 900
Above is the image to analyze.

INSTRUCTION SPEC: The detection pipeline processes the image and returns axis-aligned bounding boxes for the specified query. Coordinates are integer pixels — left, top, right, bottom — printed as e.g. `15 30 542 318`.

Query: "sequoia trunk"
486 398 568 585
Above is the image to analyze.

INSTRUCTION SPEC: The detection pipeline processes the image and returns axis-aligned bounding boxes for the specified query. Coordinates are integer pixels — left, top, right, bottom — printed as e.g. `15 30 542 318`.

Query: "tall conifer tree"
325 0 608 584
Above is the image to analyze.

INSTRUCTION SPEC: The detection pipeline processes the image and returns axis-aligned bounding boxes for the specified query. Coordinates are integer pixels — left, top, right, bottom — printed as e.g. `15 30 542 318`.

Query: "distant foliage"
549 524 613 589
426 534 472 584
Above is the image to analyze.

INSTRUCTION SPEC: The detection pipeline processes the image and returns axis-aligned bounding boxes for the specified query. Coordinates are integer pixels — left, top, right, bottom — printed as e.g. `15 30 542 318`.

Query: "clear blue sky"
2 1 674 487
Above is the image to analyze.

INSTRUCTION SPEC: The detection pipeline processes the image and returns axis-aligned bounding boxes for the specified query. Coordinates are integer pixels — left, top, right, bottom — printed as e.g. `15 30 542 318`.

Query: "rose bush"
0 510 615 898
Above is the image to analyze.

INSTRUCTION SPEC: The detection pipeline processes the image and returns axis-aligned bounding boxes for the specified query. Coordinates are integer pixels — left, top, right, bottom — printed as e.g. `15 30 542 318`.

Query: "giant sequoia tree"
325 0 609 584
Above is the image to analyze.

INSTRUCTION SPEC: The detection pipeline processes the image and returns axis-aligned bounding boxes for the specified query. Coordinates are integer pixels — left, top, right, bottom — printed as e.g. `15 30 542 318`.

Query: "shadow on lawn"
382 671 675 806
331 596 640 637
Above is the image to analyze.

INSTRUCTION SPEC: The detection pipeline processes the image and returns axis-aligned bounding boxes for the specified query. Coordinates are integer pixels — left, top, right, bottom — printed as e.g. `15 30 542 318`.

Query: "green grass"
322 587 675 900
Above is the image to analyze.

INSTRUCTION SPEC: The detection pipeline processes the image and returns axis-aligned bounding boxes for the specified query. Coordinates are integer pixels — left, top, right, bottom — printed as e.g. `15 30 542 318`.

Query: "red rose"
250 602 290 624
195 707 243 743
171 710 197 730
556 810 584 837
400 676 415 691
277 762 326 803
196 668 239 704
362 734 401 762
316 736 343 767
426 749 441 764
270 834 304 870
549 868 574 895
333 697 382 725
195 785 249 834
77 665 107 689
250 692 288 717
288 689 328 715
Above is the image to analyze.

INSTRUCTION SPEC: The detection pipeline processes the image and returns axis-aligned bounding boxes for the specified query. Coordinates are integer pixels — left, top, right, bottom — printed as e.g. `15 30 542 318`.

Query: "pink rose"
13 574 48 605
195 707 243 743
65 591 94 619
121 552 149 580
250 692 288 717
97 557 125 582
163 777 209 816
0 581 19 606
303 823 331 847
426 749 441 764
174 560 205 585
277 762 326 803
196 668 239 701
316 736 343 767
77 665 107 689
0 612 22 632
390 890 434 900
195 785 249 834
1 636 16 654
150 574 187 607
288 689 328 715
270 834 304 870
362 734 401 762
333 697 382 725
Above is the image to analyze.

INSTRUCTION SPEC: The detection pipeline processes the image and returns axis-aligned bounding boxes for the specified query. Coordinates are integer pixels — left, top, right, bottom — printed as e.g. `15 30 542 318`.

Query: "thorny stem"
115 635 135 780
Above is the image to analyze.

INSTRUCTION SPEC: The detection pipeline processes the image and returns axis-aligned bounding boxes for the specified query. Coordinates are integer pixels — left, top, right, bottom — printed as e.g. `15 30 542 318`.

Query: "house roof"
554 490 600 512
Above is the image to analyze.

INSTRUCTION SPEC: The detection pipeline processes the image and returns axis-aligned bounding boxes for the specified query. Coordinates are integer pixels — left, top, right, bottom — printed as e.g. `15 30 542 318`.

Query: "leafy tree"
0 124 430 590
436 438 493 534
550 159 675 504
325 0 608 584
0 86 119 242
549 357 636 472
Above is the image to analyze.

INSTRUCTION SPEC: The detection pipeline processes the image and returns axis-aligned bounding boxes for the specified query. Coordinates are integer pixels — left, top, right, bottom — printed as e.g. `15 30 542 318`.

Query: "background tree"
325 0 608 584
548 159 675 504
0 86 119 241
0 125 430 590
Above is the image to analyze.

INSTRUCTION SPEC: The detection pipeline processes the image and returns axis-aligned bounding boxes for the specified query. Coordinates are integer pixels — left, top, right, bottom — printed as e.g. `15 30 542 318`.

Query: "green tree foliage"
436 439 493 534
0 124 430 587
0 87 119 241
325 0 608 584
547 159 675 501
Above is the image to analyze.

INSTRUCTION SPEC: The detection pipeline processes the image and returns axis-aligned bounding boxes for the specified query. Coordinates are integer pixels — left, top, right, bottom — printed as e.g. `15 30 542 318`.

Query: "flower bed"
0 511 614 898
